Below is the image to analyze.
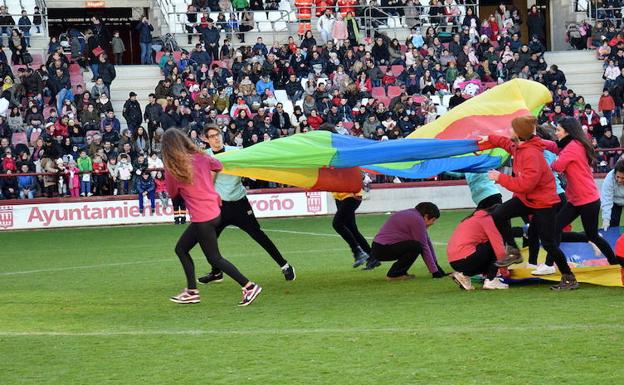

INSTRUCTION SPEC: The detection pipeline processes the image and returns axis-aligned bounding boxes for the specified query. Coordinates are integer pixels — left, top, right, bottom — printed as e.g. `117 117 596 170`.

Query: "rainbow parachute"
216 79 552 191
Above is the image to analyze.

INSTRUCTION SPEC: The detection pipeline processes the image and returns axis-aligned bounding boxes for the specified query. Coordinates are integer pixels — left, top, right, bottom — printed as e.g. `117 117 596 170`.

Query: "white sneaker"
87 192 93 197
532 263 556 276
450 271 474 290
483 277 509 290
526 263 538 270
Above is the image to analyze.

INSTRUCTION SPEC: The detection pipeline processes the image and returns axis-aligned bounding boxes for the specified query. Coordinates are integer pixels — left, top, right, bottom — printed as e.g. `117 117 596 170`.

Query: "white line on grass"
1 324 622 337
0 248 348 276
262 228 448 246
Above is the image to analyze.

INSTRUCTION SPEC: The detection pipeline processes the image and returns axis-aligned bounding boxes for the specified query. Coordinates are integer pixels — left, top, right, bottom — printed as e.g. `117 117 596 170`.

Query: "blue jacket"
137 176 155 194
135 22 154 43
202 27 220 45
543 150 564 195
255 79 274 95
465 172 500 206
17 175 37 190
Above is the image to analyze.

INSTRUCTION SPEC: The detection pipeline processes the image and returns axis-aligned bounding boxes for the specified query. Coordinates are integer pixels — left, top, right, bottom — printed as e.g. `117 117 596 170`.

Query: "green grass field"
1 211 624 385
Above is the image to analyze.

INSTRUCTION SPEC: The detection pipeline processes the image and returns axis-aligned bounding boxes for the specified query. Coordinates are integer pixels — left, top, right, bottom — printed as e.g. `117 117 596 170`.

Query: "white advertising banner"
0 191 328 231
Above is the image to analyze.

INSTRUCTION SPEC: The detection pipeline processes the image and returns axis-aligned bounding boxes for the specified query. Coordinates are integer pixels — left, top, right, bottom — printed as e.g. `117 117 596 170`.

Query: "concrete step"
544 52 599 65
112 65 162 80
564 83 604 95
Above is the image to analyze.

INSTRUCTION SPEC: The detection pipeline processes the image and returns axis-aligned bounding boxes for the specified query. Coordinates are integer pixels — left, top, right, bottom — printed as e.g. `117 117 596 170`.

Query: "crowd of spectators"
0 2 620 201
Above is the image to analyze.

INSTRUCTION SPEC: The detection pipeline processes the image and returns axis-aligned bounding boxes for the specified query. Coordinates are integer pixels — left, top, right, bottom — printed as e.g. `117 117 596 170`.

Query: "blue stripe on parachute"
329 134 483 168
364 153 504 179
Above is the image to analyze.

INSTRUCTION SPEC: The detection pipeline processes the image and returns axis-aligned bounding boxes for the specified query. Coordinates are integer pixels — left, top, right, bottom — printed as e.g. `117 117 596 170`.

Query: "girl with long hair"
535 117 622 275
162 129 262 306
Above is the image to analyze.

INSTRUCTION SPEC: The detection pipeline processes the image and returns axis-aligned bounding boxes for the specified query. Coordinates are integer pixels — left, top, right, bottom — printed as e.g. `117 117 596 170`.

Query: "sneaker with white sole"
532 263 556 276
281 264 296 281
483 277 509 290
450 271 474 290
526 263 538 270
170 289 200 304
352 248 370 268
239 283 262 306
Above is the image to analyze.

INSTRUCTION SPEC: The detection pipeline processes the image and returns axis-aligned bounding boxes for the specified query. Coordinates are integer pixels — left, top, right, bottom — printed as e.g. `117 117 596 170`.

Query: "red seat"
378 65 387 74
400 44 407 53
155 51 165 64
376 96 391 107
371 87 386 98
86 130 100 138
412 96 426 104
11 132 27 145
69 64 82 75
343 121 354 131
173 51 183 62
387 86 402 98
391 65 405 77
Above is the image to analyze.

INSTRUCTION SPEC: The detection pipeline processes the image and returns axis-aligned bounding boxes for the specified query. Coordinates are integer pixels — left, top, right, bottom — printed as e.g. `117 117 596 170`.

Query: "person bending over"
368 202 446 280
447 206 510 290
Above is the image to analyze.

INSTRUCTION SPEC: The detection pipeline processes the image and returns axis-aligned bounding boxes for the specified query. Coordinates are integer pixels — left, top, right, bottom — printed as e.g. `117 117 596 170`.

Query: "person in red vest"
613 236 624 285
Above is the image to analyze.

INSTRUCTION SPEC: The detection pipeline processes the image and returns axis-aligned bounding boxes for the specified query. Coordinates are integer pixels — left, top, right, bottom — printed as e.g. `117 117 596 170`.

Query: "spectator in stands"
91 16 111 54
98 54 116 94
580 104 601 138
8 29 27 65
18 10 31 48
136 170 156 214
599 89 616 124
201 18 220 61
111 31 125 65
136 17 154 64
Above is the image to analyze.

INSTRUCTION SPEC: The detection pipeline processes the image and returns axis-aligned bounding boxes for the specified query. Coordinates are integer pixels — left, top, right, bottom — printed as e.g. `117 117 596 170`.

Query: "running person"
197 125 295 284
535 117 621 273
447 206 509 290
480 115 579 290
163 129 262 306
332 191 372 268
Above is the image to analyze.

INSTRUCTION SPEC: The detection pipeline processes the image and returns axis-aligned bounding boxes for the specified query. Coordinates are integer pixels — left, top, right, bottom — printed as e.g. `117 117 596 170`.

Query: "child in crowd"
107 156 119 195
17 164 37 199
77 149 93 196
154 171 168 208
65 159 81 198
136 170 155 214
92 154 108 195
116 154 133 194
111 31 125 65
33 6 42 33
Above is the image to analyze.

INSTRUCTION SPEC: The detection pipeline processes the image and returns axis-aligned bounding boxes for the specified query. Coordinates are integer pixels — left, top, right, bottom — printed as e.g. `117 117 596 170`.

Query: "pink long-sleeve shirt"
447 210 506 262
165 152 223 223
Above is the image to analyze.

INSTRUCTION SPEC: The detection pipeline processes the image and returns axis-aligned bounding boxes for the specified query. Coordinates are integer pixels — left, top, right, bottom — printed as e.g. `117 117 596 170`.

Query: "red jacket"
598 95 616 112
447 210 506 262
92 162 108 175
579 110 600 128
488 135 560 208
307 114 324 129
543 139 599 206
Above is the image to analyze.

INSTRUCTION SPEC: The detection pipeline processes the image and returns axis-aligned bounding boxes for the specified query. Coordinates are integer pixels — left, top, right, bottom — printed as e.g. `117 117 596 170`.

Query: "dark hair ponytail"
558 117 596 166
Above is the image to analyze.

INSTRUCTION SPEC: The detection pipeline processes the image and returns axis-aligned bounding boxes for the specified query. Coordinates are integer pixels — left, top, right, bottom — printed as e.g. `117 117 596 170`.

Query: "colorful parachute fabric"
216 131 499 192
216 79 552 191
510 228 623 287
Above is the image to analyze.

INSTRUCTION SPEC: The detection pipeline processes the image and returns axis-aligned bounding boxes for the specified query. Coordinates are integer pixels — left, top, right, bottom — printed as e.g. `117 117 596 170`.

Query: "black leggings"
450 242 498 280
210 198 287 274
528 193 567 265
609 203 623 227
493 197 572 274
477 193 502 210
175 217 249 289
332 198 371 255
546 199 619 265
371 240 422 277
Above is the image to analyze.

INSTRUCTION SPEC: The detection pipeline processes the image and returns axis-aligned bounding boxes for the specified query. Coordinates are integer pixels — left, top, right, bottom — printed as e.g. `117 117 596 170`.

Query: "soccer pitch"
1 211 623 385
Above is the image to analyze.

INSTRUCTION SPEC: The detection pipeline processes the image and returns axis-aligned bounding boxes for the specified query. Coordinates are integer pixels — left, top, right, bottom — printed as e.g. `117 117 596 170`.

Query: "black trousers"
450 242 498 280
333 198 371 255
528 192 567 265
610 203 623 227
172 196 186 213
477 193 502 210
493 197 572 274
174 217 249 289
209 197 287 274
371 240 422 277
546 199 619 265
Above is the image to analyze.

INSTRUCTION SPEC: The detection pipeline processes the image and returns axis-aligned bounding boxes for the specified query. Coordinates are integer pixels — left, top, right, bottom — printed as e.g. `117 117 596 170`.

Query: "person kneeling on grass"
447 205 513 290
366 202 446 280
137 170 156 214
